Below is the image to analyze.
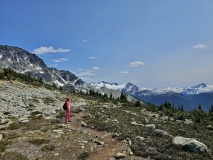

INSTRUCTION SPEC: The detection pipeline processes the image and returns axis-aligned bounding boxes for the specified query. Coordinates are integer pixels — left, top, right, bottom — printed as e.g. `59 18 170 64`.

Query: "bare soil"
70 111 128 160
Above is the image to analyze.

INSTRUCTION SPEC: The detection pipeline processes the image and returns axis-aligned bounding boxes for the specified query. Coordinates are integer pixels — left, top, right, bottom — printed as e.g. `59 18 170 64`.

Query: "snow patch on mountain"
90 82 213 96
54 80 64 87
90 81 126 90
20 70 31 73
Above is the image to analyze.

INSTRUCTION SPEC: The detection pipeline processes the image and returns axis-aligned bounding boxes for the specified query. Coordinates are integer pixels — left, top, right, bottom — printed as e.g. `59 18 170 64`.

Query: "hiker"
65 97 71 123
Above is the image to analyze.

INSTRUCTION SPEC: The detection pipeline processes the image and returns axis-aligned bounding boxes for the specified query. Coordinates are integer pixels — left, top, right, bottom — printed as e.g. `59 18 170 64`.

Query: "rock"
91 138 104 145
15 100 26 107
135 136 145 142
19 119 29 123
78 107 85 112
82 141 88 144
54 153 59 156
152 129 172 137
53 129 63 134
184 119 193 124
128 148 133 155
112 132 119 138
0 134 3 141
143 118 149 123
126 138 132 146
44 116 53 120
114 152 126 159
145 124 155 129
172 136 208 152
131 136 148 157
207 125 213 130
99 140 105 145
81 121 87 127
131 122 144 127
19 117 29 123
43 111 51 116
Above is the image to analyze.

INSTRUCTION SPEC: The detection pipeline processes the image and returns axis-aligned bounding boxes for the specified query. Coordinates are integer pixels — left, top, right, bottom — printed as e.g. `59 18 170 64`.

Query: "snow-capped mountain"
0 45 84 86
90 81 213 111
90 81 213 96
89 81 126 90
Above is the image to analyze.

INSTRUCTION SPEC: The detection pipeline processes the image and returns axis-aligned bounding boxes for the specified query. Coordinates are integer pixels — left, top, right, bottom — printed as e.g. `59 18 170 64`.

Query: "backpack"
62 102 67 110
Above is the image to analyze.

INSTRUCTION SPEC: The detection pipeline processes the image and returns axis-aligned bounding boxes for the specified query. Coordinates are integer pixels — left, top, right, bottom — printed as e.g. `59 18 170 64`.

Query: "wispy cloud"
193 44 207 49
53 58 68 63
78 70 96 76
53 60 62 62
120 71 129 74
92 66 101 70
82 40 88 43
88 56 96 59
60 58 68 61
33 46 70 54
129 61 145 67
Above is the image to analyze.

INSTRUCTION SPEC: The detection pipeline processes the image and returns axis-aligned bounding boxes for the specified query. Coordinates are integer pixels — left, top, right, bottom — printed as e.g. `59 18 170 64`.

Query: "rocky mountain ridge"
0 45 84 86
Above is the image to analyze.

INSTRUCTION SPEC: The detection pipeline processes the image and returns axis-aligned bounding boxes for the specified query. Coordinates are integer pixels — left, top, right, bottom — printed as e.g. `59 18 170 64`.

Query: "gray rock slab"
172 136 208 152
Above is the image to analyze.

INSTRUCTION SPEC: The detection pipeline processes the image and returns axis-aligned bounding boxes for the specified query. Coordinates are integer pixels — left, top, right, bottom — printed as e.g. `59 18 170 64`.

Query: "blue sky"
1 0 213 88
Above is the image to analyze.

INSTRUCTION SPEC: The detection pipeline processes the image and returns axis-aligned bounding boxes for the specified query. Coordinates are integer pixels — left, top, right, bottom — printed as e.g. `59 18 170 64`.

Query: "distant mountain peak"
193 83 207 88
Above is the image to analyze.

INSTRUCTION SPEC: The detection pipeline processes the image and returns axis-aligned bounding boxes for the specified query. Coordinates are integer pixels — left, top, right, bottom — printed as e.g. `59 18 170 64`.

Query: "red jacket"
66 97 71 110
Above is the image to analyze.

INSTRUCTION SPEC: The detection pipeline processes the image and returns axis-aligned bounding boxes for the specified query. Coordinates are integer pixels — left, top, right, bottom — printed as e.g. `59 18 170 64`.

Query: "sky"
0 0 213 89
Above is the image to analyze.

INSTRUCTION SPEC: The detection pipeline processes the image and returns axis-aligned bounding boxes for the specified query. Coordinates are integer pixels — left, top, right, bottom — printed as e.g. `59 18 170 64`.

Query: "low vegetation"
0 68 213 159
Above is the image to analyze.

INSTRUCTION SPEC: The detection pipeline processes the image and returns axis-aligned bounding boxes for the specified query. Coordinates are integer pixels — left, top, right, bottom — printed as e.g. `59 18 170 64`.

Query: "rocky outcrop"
172 136 208 152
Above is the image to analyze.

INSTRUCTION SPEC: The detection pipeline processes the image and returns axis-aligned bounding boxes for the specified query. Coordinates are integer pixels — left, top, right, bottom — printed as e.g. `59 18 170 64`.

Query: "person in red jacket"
65 97 71 123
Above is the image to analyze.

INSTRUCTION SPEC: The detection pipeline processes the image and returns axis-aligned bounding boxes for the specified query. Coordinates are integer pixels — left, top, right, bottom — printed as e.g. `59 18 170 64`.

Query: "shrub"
8 123 22 130
78 151 89 160
41 145 55 152
28 139 50 146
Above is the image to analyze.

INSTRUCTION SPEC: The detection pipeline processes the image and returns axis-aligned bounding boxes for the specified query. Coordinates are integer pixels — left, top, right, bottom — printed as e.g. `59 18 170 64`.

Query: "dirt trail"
69 112 127 160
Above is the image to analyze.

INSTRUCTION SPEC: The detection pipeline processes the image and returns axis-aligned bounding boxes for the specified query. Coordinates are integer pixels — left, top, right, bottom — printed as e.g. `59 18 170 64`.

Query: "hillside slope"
0 79 213 159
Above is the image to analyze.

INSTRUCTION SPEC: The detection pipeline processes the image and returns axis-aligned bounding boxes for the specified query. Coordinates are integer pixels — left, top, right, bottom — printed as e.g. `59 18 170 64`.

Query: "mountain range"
90 81 213 112
1 45 213 112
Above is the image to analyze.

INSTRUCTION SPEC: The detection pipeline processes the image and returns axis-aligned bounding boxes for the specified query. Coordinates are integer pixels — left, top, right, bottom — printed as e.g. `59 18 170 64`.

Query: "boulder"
134 136 145 142
145 124 156 130
143 118 149 123
172 136 208 152
19 117 29 123
152 129 172 137
114 152 126 159
81 121 87 127
207 125 213 130
53 129 63 134
78 107 85 112
184 119 193 124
